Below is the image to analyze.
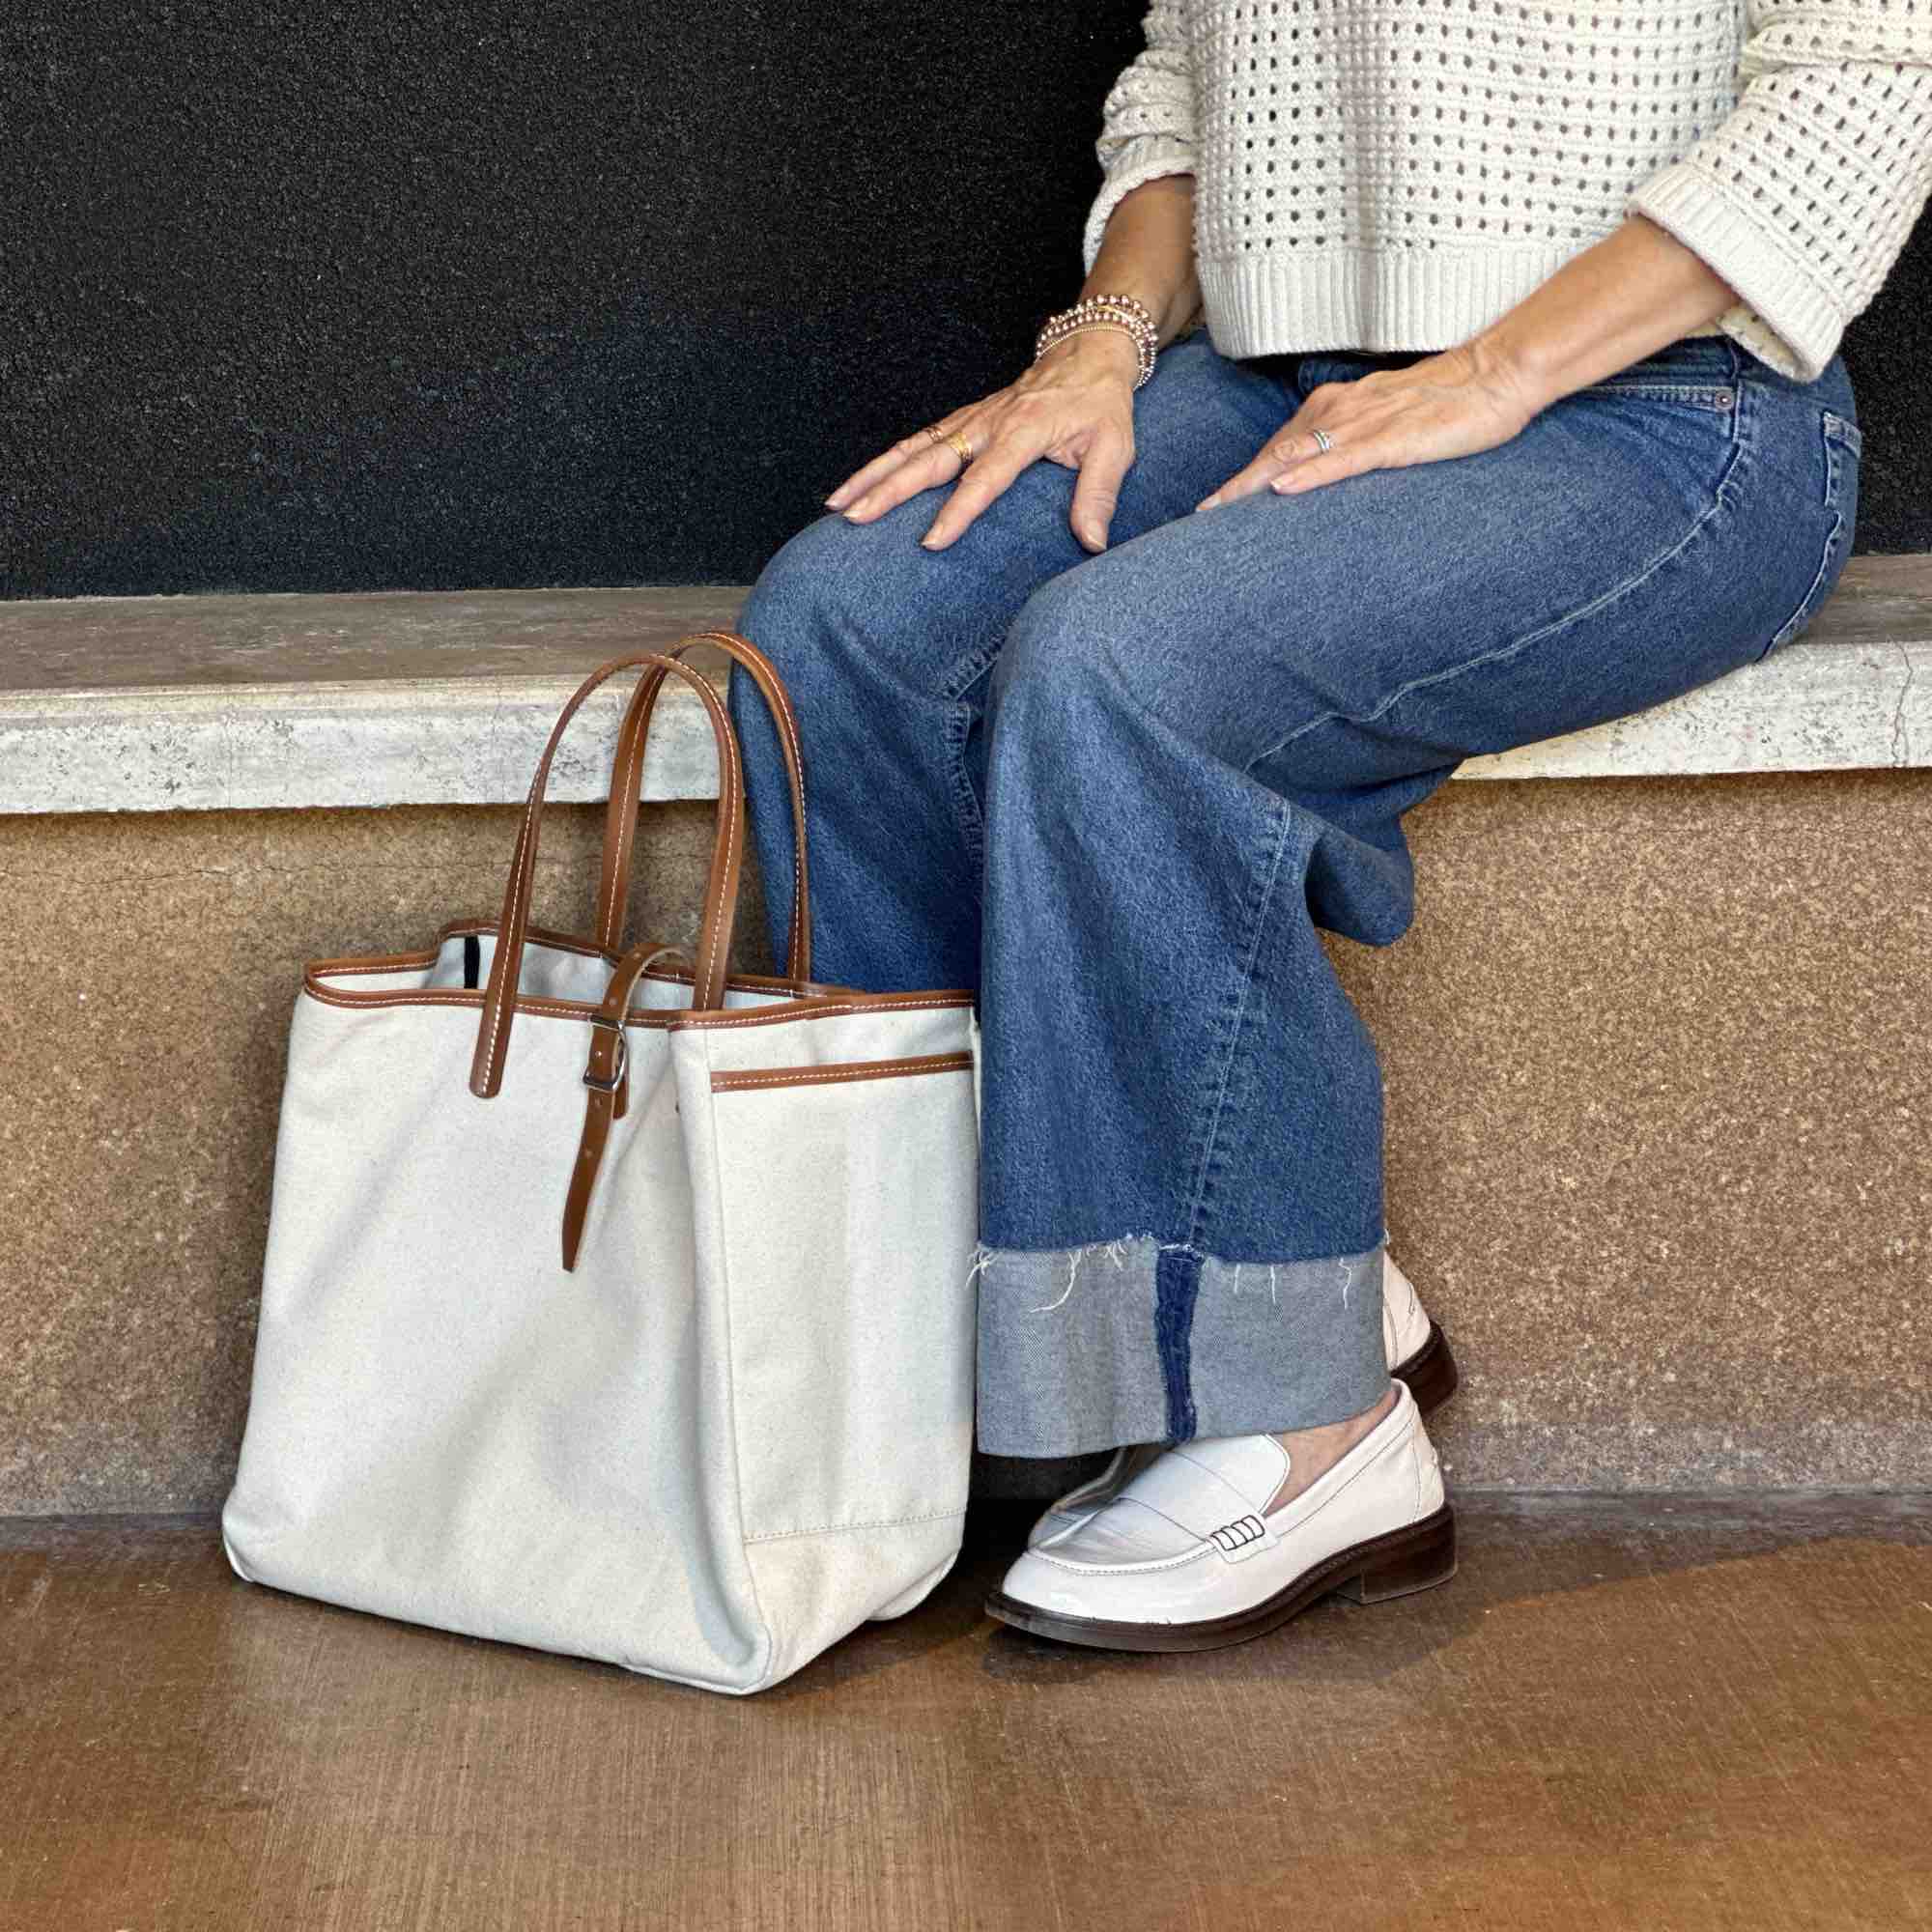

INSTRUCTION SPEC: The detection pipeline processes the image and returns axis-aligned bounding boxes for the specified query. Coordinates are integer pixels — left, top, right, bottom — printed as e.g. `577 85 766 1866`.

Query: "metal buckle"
582 1017 629 1094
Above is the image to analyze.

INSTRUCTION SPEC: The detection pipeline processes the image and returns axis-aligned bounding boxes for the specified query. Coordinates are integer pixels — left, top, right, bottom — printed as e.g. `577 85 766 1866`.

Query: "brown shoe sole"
1396 1319 1459 1417
985 1503 1458 1654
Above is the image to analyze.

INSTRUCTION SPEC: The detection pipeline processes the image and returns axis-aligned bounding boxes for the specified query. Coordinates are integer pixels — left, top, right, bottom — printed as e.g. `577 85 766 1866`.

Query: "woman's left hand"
1195 340 1546 510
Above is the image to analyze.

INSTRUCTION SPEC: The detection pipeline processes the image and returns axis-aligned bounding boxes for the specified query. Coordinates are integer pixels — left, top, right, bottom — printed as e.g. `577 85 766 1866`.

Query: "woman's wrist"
1037 295 1160 386
1034 325 1144 384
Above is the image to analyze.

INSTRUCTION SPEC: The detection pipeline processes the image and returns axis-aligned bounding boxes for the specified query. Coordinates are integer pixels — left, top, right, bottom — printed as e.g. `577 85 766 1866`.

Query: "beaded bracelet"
1035 293 1160 389
1034 298 1157 386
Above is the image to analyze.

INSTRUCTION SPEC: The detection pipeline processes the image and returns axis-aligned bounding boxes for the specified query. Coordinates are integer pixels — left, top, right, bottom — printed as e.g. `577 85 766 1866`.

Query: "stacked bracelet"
1034 294 1160 389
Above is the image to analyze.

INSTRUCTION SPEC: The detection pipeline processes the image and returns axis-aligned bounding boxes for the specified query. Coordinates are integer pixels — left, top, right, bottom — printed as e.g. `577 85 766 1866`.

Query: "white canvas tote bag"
221 637 980 1694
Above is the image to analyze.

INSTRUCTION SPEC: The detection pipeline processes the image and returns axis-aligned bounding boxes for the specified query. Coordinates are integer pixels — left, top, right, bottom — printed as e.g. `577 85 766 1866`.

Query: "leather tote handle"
469 653 747 1100
592 630 811 982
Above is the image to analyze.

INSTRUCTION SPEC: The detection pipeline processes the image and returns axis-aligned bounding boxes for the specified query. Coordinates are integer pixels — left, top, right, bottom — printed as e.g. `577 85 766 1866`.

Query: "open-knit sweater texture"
1083 2 1932 382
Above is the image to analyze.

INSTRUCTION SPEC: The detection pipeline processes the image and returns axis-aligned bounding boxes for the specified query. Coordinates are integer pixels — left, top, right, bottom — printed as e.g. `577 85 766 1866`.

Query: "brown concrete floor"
3 1499 1929 1930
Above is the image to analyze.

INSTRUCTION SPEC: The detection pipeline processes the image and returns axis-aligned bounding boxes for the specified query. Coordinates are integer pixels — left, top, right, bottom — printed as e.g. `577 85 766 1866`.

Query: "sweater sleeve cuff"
1081 134 1198 278
1627 158 1847 383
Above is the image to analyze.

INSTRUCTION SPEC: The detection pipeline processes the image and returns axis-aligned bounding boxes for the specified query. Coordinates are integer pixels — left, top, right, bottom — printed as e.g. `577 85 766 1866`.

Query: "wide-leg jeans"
727 325 1861 1460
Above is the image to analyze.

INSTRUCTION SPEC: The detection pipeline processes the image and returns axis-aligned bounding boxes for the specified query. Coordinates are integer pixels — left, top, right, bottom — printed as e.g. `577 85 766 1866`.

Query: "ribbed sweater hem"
1196 242 1731 364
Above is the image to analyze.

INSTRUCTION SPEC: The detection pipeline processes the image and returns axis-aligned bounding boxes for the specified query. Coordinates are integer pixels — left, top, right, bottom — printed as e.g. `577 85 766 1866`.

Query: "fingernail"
1196 496 1219 512
824 491 846 508
1081 525 1105 549
920 532 942 549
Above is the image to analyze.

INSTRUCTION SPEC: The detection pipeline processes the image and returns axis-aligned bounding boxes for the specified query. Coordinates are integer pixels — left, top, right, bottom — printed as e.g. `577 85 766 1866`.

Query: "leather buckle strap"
581 1017 629 1095
559 943 689 1271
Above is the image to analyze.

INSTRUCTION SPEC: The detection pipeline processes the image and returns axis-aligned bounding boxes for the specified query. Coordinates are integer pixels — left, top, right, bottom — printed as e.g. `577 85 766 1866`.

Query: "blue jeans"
728 326 1861 1459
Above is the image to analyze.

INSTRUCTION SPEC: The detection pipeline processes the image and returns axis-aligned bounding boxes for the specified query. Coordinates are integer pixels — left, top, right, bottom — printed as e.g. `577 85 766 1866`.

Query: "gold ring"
944 428 974 465
922 424 949 448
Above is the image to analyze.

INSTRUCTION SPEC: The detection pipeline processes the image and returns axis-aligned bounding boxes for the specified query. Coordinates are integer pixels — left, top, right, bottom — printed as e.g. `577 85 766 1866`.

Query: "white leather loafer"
1025 1251 1456 1549
986 1378 1454 1653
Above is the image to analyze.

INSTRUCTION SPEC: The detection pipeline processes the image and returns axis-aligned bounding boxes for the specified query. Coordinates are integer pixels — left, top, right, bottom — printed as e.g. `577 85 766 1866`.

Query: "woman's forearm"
1080 175 1202 349
1467 213 1740 412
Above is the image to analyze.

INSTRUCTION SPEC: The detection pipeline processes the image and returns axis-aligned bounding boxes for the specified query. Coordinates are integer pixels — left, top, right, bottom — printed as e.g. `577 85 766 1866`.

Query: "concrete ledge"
0 587 744 814
3 557 1929 813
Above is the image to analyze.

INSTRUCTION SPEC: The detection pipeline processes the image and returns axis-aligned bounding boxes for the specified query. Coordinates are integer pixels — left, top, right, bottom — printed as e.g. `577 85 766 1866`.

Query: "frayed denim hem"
971 1233 1389 1459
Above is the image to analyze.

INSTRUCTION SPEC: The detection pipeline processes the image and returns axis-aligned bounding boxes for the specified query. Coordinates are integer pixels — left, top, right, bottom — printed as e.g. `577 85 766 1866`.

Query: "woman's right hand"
824 327 1143 554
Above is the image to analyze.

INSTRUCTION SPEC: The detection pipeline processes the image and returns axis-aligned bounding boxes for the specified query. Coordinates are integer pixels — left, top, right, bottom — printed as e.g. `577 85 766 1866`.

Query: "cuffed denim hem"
972 1234 1389 1459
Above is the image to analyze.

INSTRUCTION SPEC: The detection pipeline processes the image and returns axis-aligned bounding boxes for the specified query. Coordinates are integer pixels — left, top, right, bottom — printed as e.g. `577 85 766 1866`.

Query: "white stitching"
696 674 738 1009
306 985 650 1021
744 1506 966 1546
318 952 440 976
481 705 573 1089
597 680 652 950
673 995 972 1030
711 1054 972 1092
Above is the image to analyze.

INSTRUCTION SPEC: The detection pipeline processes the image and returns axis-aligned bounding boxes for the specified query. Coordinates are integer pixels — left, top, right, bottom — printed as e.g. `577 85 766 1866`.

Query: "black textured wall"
4 3 1928 601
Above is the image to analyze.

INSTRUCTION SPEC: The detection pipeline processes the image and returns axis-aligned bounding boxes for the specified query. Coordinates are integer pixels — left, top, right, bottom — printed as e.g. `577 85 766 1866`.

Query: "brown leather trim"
632 963 866 1001
312 948 442 976
301 963 974 1032
303 980 639 1023
667 993 974 1031
437 917 611 961
709 1050 974 1094
311 921 867 999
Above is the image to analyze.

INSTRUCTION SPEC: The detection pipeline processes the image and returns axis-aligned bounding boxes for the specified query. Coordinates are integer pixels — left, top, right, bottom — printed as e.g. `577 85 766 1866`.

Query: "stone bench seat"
3 560 1928 815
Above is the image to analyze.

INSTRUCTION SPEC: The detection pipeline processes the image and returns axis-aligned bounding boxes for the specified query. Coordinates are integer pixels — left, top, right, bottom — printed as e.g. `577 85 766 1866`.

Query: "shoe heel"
1334 1506 1457 1605
1397 1321 1460 1418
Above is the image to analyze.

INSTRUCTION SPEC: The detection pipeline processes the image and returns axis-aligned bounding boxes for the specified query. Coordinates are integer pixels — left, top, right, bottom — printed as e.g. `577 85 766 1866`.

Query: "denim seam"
1181 793 1294 1251
1766 507 1845 657
1154 1247 1203 1443
939 700 987 871
1819 408 1862 507
1243 383 1747 773
939 636 1003 705
1151 792 1292 1445
1822 409 1862 460
1574 382 1735 404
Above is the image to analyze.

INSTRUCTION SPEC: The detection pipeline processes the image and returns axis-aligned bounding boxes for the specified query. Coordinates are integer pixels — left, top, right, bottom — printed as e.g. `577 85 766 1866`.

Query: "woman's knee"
991 568 1117 710
738 494 983 710
737 511 882 682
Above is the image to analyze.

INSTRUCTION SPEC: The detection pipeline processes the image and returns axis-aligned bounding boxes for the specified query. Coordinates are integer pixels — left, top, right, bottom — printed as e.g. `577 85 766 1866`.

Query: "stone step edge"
2 575 1927 815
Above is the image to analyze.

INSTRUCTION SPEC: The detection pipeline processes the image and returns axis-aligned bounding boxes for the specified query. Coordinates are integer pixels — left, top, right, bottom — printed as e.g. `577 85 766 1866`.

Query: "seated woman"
727 0 1926 1652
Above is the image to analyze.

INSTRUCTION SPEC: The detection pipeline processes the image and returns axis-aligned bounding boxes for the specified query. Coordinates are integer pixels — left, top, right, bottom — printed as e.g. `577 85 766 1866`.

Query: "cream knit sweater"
1083 2 1932 383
